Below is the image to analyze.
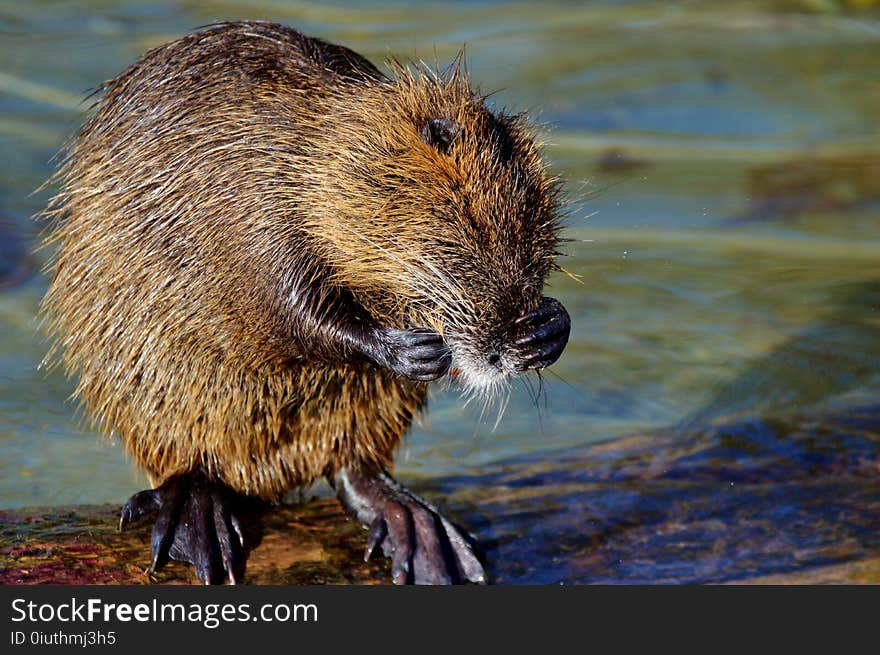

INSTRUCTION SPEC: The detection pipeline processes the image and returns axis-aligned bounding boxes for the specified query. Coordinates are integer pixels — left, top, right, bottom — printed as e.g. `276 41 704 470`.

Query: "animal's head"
304 59 569 397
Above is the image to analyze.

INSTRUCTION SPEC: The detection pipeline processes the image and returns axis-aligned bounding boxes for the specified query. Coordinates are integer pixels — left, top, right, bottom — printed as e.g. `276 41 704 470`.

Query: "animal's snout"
443 297 570 394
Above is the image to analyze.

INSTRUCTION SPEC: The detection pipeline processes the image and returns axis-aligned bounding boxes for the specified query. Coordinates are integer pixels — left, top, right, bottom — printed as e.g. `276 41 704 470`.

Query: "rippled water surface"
1 1 878 580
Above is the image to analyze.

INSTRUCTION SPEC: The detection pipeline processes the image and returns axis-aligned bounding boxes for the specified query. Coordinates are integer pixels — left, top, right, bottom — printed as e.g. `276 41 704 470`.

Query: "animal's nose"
487 353 501 367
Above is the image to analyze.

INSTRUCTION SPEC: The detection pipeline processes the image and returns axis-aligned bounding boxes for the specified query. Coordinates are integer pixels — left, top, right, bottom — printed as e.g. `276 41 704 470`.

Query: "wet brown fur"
40 22 561 500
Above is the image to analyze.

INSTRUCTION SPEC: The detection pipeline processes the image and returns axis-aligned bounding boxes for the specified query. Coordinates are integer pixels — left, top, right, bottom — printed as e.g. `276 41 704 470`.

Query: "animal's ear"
420 118 462 153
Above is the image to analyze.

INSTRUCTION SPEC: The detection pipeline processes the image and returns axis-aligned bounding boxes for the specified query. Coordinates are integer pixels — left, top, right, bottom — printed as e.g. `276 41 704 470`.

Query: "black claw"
149 478 185 573
405 330 444 346
515 318 566 346
119 488 161 531
521 334 569 369
149 521 174 574
514 304 557 326
392 555 410 585
230 514 245 549
409 371 445 382
191 549 213 585
438 515 486 583
213 490 243 584
365 519 387 562
214 511 234 581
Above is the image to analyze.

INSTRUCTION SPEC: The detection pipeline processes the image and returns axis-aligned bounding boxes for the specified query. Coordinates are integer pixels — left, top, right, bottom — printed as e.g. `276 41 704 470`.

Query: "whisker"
536 370 548 412
543 368 584 400
520 374 539 409
531 371 546 433
491 388 511 432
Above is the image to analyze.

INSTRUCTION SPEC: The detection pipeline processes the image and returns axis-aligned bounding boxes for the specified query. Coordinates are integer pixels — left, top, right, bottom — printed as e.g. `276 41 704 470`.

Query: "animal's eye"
420 118 462 154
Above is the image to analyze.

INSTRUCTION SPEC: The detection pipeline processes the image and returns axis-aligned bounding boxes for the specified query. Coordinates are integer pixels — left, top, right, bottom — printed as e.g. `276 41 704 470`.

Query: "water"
0 0 878 567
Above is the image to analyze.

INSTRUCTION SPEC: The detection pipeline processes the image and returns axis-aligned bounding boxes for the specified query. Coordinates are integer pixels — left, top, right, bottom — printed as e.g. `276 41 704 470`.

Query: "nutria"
40 21 570 584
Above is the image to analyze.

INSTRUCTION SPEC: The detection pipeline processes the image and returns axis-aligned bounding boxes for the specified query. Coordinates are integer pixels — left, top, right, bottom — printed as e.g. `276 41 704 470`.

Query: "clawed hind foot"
333 467 486 585
119 469 247 584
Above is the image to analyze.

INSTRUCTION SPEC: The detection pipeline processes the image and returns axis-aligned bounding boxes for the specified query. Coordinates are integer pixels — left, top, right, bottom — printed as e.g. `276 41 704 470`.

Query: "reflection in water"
680 278 880 429
736 153 880 221
437 412 880 584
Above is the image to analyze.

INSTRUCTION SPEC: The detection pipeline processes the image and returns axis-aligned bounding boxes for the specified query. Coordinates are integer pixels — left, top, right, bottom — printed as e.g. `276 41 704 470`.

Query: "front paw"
512 296 571 370
374 328 451 381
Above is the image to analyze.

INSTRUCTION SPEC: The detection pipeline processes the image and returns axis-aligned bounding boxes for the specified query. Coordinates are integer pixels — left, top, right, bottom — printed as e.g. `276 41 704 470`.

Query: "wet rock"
0 501 385 585
431 400 880 584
